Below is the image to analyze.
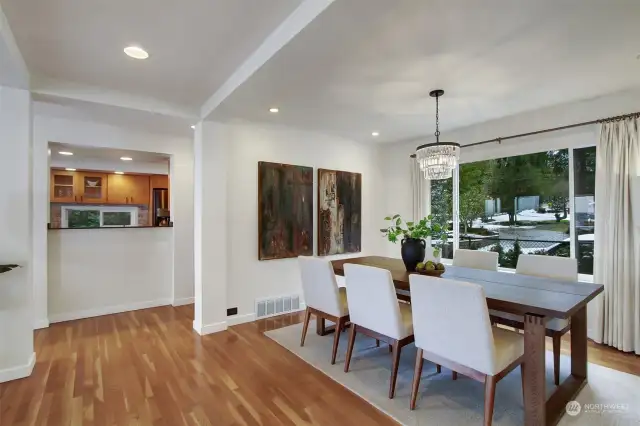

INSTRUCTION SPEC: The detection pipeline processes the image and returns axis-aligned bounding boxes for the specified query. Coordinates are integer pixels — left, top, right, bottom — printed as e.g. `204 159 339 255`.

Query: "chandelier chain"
434 93 440 142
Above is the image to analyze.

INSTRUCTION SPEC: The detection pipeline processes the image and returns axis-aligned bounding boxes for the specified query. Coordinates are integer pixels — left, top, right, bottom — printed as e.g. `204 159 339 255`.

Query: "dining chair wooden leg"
520 364 525 405
452 371 458 381
483 375 497 426
300 307 311 347
552 334 561 386
410 349 424 410
344 324 357 373
389 341 401 399
376 339 380 347
331 317 345 365
389 344 393 353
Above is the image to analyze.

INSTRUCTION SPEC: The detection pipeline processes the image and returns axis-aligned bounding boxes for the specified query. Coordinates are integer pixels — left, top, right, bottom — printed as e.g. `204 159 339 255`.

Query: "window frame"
61 205 139 228
428 141 597 276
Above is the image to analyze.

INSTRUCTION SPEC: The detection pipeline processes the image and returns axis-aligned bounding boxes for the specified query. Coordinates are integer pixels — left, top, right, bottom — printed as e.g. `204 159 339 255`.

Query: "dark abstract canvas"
258 162 313 260
318 169 362 256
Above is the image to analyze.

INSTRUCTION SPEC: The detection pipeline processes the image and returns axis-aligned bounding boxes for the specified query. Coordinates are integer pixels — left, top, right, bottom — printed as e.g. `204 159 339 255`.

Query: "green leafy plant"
380 214 449 256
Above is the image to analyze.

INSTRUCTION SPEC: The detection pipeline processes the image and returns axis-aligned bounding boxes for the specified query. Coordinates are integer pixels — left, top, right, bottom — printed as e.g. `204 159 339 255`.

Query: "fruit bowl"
414 261 446 277
415 268 446 277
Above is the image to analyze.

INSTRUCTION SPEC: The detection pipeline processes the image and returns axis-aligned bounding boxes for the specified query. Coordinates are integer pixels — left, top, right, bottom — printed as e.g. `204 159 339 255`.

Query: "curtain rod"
408 110 640 157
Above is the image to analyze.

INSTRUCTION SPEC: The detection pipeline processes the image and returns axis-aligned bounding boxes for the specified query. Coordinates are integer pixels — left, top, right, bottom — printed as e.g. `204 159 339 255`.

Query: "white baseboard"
193 320 227 335
227 313 256 327
49 298 172 324
0 352 36 383
172 297 195 306
34 318 50 329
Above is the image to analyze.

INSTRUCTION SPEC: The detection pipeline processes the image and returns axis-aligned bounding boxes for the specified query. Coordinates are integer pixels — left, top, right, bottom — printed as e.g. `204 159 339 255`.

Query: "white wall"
33 111 194 326
220 122 385 318
0 86 34 382
378 89 640 257
47 228 173 322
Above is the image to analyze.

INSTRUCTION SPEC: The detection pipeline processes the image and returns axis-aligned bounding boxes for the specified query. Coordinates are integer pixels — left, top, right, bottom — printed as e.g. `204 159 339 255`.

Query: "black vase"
401 238 426 272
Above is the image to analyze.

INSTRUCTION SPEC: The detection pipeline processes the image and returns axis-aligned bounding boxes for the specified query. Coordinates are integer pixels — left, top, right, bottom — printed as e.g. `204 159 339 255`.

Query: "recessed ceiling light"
124 46 149 60
120 157 133 161
114 171 124 175
59 151 73 156
372 132 380 137
65 168 76 171
191 125 196 129
269 107 279 113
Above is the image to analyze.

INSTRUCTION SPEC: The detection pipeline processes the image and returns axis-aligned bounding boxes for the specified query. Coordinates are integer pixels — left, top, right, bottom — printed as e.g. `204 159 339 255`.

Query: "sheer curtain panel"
592 117 640 354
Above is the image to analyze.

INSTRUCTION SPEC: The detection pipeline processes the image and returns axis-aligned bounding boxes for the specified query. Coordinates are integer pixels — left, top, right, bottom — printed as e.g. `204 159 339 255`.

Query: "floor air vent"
255 294 303 319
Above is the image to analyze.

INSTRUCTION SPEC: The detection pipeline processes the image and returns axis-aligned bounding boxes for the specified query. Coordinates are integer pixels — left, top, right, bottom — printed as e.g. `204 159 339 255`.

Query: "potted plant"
380 215 449 271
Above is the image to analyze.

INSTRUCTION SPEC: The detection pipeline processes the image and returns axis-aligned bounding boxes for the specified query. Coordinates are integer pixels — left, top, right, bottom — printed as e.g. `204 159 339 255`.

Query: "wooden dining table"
330 256 604 426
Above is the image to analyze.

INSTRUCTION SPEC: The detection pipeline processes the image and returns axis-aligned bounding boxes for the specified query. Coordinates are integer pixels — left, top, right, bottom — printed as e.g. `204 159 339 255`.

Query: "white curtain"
591 117 640 354
411 157 425 222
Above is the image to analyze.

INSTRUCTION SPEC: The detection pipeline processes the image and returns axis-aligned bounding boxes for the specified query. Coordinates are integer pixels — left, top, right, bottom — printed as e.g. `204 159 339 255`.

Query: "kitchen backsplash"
50 203 149 228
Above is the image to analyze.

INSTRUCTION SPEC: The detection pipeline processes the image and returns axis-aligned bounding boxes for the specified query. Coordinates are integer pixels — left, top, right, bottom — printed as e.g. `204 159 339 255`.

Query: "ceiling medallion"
415 89 461 180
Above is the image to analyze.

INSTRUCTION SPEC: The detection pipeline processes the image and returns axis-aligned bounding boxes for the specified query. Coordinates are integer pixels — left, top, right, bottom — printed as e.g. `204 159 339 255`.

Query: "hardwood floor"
0 306 395 426
1 305 638 426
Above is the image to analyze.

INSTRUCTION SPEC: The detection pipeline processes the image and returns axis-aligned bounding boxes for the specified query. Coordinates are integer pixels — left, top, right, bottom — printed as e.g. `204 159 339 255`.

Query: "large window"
62 206 139 228
457 150 573 269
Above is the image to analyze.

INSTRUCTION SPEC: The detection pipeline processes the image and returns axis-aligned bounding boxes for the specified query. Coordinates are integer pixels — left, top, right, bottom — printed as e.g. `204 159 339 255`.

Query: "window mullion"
453 164 460 252
568 148 576 259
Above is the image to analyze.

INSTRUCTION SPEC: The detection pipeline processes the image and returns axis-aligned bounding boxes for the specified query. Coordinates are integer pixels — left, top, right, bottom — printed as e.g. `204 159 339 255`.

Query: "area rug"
265 322 640 425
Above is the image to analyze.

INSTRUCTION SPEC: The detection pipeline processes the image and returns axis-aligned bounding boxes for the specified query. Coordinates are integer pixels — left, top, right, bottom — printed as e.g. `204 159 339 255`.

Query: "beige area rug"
265 321 640 425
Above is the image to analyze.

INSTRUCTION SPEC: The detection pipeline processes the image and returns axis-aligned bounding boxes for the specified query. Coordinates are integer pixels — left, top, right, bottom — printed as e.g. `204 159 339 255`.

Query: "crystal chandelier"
415 89 461 180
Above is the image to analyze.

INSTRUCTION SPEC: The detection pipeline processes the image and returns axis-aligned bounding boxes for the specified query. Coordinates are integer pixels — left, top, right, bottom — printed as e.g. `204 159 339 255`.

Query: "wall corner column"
193 121 228 335
0 86 35 382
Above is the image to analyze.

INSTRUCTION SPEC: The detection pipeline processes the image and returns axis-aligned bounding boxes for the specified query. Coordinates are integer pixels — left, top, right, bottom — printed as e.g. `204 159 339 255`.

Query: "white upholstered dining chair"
343 263 415 399
298 256 349 365
490 254 578 385
453 249 499 271
409 275 524 425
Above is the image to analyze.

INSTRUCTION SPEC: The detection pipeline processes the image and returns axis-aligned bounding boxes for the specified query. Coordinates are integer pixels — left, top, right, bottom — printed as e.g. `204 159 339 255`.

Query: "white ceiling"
49 142 170 164
1 0 303 108
211 0 640 143
49 141 170 174
34 95 194 138
4 0 640 144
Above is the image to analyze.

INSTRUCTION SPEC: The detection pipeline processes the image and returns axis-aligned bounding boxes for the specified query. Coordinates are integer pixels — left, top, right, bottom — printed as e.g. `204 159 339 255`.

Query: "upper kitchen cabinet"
107 174 150 205
77 172 108 203
150 174 169 190
129 175 150 205
51 170 78 203
50 170 108 203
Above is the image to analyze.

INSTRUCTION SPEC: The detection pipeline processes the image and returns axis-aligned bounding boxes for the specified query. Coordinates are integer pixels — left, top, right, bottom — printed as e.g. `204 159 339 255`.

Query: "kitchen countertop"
0 264 20 274
48 225 173 230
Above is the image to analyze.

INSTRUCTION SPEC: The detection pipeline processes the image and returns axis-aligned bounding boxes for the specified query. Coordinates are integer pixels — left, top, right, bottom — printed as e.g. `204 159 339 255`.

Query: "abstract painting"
258 162 313 260
318 169 362 256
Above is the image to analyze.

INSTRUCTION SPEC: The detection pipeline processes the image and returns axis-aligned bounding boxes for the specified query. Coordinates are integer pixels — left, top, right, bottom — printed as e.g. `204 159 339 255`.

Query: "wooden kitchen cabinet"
150 174 169 189
129 175 150 205
107 174 150 205
77 172 108 203
51 170 78 203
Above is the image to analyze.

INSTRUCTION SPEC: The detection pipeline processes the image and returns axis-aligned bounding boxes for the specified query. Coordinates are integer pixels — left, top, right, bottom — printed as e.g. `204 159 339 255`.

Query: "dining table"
329 256 604 426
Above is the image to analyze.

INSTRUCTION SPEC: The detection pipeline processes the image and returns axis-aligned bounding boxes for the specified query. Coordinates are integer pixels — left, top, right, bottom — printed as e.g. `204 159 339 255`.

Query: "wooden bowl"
414 268 446 277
